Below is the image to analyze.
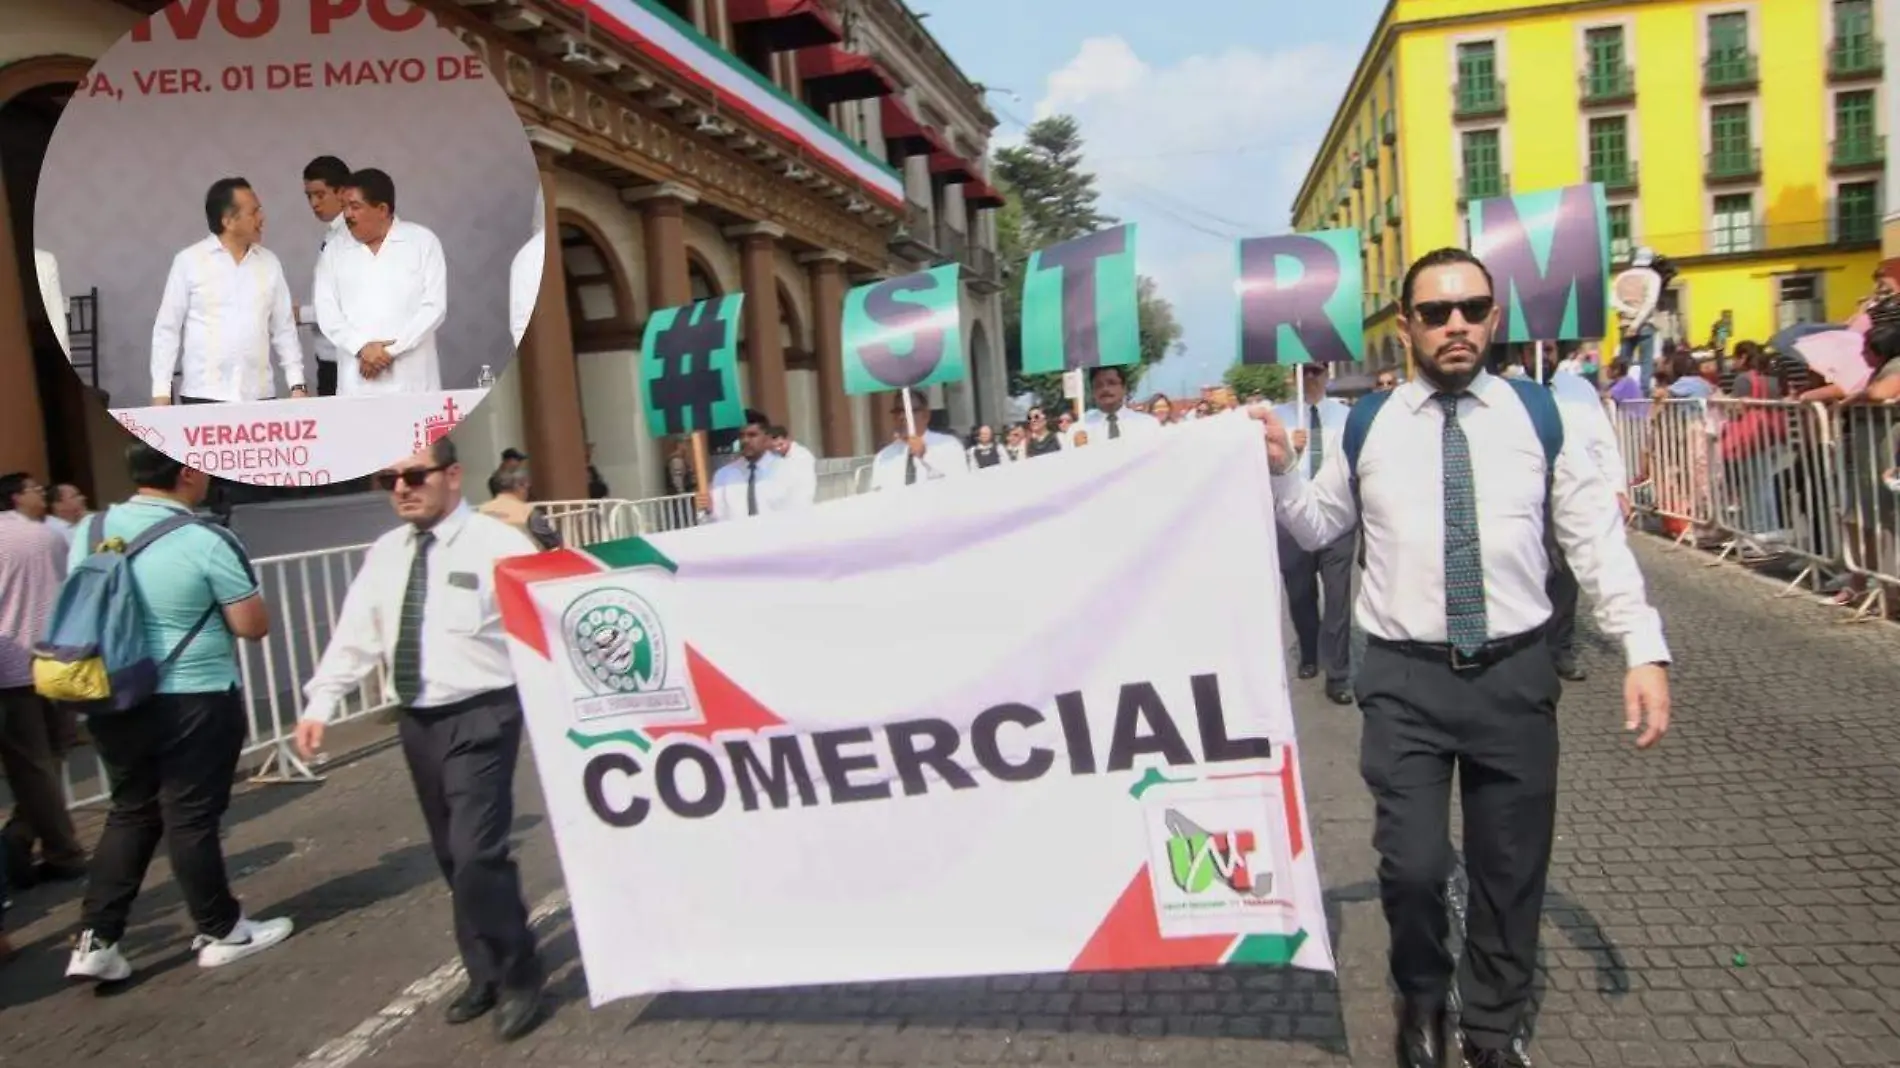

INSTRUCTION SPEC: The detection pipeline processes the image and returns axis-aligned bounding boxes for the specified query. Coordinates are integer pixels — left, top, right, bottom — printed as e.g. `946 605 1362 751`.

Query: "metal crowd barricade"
59 479 880 809
816 456 875 501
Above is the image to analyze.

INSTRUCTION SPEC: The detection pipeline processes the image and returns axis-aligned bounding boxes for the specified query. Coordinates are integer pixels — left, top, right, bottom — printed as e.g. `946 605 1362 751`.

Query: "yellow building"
1292 0 1889 373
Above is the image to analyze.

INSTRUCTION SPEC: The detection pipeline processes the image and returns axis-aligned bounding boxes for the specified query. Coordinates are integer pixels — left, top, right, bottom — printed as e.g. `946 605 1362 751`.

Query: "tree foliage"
1222 363 1293 403
992 115 1183 413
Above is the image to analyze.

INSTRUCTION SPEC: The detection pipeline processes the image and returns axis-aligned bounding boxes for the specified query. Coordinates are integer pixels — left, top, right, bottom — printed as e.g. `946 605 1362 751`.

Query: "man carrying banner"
1079 366 1159 442
1272 369 1354 705
870 391 968 490
1252 247 1671 1068
294 439 543 1042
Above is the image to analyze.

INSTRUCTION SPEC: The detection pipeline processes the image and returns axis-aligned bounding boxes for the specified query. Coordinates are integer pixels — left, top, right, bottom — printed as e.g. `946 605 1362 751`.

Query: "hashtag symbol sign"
645 296 739 435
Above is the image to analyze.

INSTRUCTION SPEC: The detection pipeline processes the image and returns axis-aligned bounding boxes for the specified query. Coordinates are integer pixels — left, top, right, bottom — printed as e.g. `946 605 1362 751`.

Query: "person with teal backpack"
1251 248 1673 1068
44 442 294 986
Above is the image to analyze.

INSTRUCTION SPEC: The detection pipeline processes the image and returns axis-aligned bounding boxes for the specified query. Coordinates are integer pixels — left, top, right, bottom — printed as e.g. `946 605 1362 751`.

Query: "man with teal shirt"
65 443 294 985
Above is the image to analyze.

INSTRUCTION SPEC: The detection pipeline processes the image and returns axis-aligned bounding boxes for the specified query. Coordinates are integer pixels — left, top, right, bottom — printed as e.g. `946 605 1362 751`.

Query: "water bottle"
476 364 496 389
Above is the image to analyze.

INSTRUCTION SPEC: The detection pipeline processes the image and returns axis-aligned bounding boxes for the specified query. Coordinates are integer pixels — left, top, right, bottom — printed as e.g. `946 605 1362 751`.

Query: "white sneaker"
66 930 133 983
192 914 294 969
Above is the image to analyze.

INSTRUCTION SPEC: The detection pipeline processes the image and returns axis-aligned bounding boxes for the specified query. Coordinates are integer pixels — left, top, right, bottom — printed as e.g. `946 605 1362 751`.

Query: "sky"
919 0 1388 395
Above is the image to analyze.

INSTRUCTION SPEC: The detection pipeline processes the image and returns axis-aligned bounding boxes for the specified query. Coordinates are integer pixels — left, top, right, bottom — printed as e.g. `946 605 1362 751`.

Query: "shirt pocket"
436 582 487 636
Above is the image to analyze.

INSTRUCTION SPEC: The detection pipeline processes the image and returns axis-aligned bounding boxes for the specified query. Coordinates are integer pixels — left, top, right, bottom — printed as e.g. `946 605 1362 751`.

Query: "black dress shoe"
1325 682 1354 705
1394 999 1449 1068
1297 662 1319 680
492 985 543 1041
443 983 497 1025
34 860 88 884
1555 662 1586 682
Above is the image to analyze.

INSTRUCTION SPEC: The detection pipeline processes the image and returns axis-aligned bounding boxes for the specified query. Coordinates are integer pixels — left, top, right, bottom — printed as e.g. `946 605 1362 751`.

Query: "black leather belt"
406 686 519 716
1366 624 1547 672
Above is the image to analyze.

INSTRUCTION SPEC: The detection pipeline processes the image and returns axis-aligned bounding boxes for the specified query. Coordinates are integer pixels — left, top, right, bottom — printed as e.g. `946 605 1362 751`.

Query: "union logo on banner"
413 396 464 451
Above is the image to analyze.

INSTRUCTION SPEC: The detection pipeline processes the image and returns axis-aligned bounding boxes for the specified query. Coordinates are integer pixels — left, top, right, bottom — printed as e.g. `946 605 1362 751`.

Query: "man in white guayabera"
508 186 545 349
314 167 447 396
149 178 306 406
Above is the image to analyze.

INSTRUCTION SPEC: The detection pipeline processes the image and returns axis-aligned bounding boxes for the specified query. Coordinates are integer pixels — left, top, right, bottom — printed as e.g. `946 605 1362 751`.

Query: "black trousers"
0 686 87 873
80 689 247 943
1546 547 1579 669
398 689 540 992
316 359 338 397
1355 632 1560 1051
1278 526 1354 684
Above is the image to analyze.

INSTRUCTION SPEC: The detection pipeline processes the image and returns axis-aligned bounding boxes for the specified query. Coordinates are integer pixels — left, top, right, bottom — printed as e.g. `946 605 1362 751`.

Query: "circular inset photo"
35 0 545 487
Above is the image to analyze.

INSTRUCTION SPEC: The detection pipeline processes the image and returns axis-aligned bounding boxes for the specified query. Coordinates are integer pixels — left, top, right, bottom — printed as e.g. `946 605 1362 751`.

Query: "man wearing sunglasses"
295 438 545 1042
1251 247 1671 1068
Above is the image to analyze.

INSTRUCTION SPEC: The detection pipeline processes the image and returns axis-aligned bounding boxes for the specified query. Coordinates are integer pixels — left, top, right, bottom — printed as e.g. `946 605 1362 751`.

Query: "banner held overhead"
1020 224 1141 375
1237 229 1364 366
1468 182 1610 343
839 263 967 395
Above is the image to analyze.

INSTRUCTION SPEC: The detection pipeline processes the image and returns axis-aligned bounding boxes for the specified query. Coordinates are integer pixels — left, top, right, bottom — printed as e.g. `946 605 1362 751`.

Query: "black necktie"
1307 405 1324 473
1108 411 1121 439
746 461 759 516
392 530 434 706
905 453 918 485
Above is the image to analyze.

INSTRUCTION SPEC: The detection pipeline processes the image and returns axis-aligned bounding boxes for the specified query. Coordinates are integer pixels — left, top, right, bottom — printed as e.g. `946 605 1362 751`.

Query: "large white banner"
111 390 485 487
36 0 539 404
497 416 1332 1005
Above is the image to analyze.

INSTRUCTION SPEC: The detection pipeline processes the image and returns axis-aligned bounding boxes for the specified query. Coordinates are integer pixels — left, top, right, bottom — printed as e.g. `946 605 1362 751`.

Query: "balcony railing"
1830 134 1886 171
890 199 938 255
1637 210 1881 260
1380 111 1396 144
1704 146 1761 182
1453 79 1506 119
1588 158 1639 192
1458 171 1510 202
1579 65 1636 104
1702 51 1759 92
1829 36 1883 80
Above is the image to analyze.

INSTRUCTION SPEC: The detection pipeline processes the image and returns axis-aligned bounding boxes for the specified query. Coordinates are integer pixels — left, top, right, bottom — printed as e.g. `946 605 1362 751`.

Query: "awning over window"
797 45 896 106
962 176 1006 209
929 151 975 183
880 97 946 157
727 0 842 51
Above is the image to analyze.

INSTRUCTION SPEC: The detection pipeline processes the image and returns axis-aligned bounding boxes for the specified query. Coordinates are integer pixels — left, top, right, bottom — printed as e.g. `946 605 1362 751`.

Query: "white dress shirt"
1270 372 1669 668
1272 395 1351 481
34 249 70 359
778 441 818 507
300 213 353 366
315 217 447 396
302 503 534 723
1547 368 1629 492
1080 405 1161 442
150 235 304 401
709 452 799 521
44 513 81 545
870 430 970 490
508 231 544 349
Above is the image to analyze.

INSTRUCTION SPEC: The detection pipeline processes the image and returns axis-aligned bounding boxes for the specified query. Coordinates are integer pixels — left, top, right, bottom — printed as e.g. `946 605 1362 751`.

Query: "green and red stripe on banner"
496 540 1314 971
557 0 906 207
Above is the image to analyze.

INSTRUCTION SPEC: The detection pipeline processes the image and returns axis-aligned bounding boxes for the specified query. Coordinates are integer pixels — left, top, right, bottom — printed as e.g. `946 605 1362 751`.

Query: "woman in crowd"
1149 394 1175 425
968 425 1010 469
1023 408 1063 457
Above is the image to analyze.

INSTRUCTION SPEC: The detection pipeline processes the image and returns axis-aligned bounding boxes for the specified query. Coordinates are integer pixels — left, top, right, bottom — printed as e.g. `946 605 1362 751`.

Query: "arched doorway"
967 318 992 428
557 215 638 475
0 58 99 499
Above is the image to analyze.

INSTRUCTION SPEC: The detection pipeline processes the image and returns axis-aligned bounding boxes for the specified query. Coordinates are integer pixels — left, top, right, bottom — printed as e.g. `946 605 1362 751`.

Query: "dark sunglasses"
373 464 447 492
1411 297 1495 328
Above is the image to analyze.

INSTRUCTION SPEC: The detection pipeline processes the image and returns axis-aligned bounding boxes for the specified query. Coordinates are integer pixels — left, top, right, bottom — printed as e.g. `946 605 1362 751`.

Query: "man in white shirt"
1079 365 1160 443
870 391 969 490
33 249 69 360
1254 248 1670 1068
768 424 818 507
295 439 543 1041
709 413 796 521
298 156 355 397
150 177 306 406
42 484 89 545
314 168 447 396
1525 345 1632 684
509 186 545 349
1272 367 1354 705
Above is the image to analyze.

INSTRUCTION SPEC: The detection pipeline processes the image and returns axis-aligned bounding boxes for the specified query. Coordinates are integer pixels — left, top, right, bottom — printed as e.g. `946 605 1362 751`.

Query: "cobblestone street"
1 538 1896 1067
